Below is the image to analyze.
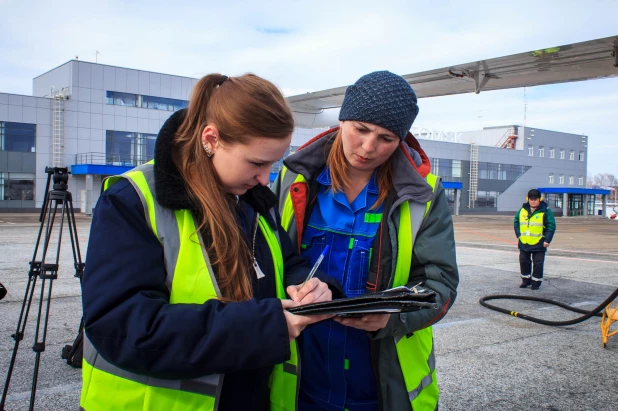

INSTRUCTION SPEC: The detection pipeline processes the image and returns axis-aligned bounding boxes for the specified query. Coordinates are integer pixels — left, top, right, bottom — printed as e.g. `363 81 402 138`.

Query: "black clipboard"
286 286 438 317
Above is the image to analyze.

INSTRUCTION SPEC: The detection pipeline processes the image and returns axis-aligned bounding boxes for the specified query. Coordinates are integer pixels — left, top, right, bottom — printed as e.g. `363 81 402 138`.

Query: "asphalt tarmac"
0 213 617 410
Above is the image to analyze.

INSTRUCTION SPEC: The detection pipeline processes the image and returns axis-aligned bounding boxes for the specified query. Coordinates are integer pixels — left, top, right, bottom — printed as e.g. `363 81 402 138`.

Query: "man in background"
514 189 556 290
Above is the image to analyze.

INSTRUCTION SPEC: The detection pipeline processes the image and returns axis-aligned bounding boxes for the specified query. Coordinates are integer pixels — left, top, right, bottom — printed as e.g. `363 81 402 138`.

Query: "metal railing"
74 152 151 167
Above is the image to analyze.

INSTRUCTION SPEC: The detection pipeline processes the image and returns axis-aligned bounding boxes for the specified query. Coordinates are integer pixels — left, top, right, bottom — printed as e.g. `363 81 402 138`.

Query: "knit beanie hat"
339 70 419 140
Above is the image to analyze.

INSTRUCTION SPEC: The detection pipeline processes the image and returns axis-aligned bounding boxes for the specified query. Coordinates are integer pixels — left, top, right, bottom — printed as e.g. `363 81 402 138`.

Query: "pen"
301 245 330 288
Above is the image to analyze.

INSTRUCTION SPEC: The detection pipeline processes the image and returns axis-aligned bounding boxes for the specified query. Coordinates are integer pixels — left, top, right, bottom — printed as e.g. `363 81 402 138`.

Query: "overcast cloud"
0 0 616 175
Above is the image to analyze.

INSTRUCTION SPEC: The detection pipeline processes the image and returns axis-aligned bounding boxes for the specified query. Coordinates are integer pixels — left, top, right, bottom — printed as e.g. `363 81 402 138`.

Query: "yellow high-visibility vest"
519 208 545 245
81 160 299 411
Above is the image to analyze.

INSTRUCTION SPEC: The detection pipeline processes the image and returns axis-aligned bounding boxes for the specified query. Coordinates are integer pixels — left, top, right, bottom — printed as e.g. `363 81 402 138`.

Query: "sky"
0 0 617 176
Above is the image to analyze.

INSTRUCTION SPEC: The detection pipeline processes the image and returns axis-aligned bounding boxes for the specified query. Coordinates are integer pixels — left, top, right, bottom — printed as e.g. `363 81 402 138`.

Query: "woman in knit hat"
274 71 459 411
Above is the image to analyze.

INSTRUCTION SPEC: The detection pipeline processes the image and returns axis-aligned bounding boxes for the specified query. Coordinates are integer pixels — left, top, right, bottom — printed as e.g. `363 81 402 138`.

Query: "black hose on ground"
479 286 618 326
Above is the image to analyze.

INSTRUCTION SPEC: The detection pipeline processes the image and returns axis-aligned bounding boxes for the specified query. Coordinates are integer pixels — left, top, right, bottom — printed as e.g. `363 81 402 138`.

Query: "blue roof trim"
442 181 463 189
537 187 611 195
71 164 135 175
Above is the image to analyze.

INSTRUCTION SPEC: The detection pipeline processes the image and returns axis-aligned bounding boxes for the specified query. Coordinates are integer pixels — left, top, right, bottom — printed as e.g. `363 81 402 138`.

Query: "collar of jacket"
152 109 279 224
523 201 548 214
283 127 434 204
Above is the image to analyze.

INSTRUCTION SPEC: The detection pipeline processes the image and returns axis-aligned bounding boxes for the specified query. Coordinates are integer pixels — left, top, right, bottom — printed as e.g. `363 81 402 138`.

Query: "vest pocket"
345 238 373 296
300 230 327 270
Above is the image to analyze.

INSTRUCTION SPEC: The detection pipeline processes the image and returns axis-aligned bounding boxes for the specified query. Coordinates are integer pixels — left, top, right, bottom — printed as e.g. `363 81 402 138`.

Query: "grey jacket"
273 128 459 411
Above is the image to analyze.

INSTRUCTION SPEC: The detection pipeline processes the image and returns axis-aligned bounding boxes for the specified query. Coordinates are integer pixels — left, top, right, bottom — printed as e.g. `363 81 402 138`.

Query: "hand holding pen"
286 246 331 305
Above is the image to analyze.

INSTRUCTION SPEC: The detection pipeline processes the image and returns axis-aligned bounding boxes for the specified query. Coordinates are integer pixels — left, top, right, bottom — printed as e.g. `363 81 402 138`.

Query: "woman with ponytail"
81 73 342 411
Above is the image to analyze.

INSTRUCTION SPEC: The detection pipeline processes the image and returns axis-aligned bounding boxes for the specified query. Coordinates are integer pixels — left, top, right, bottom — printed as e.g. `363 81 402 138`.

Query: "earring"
202 142 213 158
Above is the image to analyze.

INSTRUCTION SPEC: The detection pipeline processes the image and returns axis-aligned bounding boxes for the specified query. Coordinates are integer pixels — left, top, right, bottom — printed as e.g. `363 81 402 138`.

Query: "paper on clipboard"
286 285 438 316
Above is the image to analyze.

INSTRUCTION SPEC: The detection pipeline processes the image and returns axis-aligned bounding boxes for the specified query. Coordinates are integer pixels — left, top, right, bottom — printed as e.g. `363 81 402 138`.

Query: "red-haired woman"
274 71 459 411
81 74 342 411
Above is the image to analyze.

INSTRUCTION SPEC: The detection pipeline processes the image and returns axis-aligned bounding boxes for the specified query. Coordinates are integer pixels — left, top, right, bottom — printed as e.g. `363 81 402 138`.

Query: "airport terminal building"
0 61 610 216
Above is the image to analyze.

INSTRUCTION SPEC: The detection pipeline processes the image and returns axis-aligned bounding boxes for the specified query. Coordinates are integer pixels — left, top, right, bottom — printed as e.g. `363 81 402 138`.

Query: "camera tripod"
1 167 85 411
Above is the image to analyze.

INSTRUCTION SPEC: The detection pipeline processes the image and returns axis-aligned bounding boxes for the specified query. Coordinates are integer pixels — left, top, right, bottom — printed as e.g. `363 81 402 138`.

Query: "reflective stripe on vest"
519 209 545 245
82 160 298 411
392 173 439 411
277 166 440 410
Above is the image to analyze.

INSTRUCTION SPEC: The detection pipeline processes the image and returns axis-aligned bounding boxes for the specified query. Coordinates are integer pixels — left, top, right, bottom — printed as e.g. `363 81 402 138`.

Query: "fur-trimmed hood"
152 109 279 217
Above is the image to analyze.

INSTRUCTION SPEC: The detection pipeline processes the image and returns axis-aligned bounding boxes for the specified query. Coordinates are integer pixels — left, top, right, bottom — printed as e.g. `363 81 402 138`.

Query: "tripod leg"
30 274 56 411
0 263 40 410
27 199 62 410
65 195 85 280
0 195 60 411
0 192 55 410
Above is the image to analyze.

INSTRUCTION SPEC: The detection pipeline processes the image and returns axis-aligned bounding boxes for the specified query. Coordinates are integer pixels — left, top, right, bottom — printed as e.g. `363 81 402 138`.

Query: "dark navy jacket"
82 110 343 410
514 200 556 252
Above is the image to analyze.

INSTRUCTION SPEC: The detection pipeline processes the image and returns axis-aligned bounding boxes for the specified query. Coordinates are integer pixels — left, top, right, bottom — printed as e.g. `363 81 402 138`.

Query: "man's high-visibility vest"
519 208 545 245
81 160 299 411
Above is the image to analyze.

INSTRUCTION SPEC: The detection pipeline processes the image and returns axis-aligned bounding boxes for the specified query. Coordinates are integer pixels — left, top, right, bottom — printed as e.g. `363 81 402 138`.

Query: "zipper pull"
253 259 266 279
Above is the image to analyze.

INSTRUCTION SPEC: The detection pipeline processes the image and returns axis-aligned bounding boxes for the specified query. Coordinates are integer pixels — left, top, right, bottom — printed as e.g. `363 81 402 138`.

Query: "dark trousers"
519 250 546 281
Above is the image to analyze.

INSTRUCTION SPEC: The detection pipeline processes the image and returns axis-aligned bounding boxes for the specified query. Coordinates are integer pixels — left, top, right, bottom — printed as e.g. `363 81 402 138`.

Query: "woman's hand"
281 299 333 341
286 278 332 305
334 314 390 332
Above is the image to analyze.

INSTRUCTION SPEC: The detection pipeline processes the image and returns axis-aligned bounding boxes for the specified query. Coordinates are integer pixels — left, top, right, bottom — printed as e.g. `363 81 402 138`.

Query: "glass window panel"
142 95 169 111
168 98 189 111
0 172 4 199
106 130 136 164
3 122 36 152
452 160 461 178
5 172 35 200
109 91 137 107
141 133 157 162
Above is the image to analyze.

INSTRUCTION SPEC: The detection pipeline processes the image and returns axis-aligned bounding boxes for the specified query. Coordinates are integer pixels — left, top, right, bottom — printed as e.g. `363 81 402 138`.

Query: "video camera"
44 166 70 191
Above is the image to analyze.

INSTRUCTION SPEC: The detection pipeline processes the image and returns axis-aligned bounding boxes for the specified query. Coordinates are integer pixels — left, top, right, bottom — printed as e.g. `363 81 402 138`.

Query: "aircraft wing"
288 35 618 116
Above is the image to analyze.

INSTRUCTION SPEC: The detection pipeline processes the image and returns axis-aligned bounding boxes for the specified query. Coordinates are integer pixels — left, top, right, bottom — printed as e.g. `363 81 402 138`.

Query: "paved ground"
0 213 617 410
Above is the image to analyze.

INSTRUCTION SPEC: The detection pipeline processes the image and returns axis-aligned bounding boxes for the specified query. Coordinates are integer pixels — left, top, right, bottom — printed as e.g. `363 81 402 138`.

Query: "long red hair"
327 130 393 209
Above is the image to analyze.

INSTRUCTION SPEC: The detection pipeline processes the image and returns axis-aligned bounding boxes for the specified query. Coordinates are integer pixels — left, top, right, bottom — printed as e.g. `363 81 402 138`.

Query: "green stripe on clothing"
364 213 382 223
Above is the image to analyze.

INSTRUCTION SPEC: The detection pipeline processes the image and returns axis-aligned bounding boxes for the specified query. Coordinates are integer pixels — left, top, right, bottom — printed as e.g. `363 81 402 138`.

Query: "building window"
0 122 36 153
106 91 188 112
452 160 462 178
549 174 554 184
579 176 584 186
105 130 157 165
559 175 564 184
475 191 500 207
0 172 35 200
478 162 530 181
549 148 555 158
569 150 575 160
106 91 137 107
579 152 585 161
106 130 137 165
528 146 534 156
142 96 189 111
569 176 574 185
560 149 565 159
538 146 544 157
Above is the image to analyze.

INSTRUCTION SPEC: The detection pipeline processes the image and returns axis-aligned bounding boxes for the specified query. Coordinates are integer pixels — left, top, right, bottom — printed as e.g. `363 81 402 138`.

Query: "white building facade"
0 61 608 216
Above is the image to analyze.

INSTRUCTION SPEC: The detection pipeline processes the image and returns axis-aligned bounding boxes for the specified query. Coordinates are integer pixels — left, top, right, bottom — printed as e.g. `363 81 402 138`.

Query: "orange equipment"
601 301 618 348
